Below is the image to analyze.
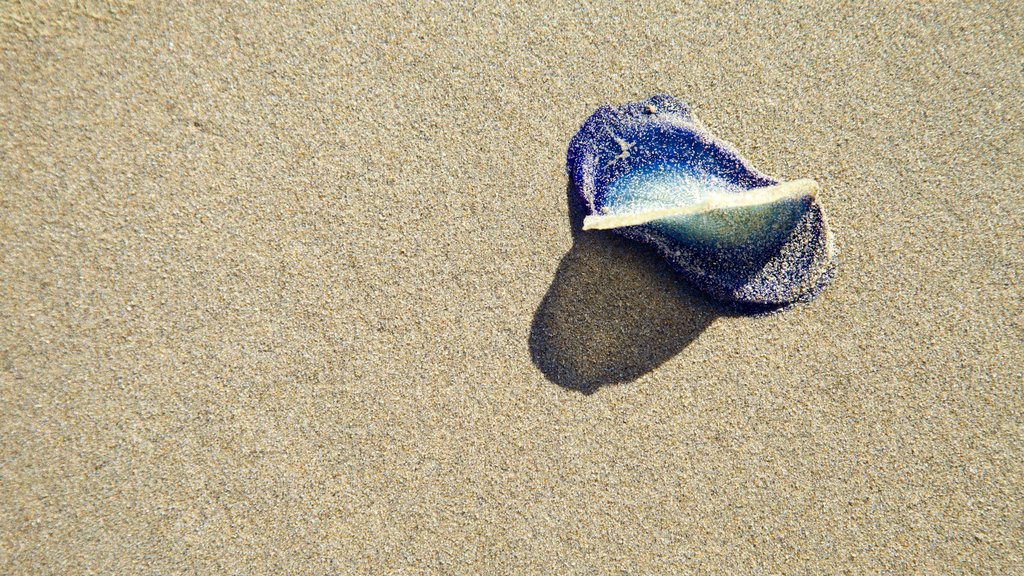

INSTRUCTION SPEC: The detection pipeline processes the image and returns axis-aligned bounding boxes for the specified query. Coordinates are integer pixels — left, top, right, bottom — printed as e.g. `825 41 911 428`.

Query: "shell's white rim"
581 178 820 231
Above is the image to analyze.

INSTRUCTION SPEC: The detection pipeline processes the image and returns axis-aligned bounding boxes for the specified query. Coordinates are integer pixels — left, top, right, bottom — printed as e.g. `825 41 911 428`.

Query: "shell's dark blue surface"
567 95 835 306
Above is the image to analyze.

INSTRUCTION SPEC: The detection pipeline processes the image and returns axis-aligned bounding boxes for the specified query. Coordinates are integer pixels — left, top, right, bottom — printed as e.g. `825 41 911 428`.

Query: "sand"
2 1 1022 573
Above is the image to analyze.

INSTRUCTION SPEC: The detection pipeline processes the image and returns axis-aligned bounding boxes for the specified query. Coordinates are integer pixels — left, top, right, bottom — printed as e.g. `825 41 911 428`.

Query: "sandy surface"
2 1 1022 573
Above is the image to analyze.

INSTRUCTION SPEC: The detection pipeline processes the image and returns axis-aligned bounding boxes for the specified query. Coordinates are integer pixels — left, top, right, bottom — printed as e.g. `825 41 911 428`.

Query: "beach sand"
2 1 1022 573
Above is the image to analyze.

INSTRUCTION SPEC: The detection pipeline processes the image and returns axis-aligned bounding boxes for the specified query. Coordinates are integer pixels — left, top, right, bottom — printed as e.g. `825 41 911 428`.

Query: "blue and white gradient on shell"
568 95 835 307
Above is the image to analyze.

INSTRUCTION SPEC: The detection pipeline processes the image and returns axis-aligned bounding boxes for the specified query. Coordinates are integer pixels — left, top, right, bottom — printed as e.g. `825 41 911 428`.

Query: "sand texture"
2 1 1023 573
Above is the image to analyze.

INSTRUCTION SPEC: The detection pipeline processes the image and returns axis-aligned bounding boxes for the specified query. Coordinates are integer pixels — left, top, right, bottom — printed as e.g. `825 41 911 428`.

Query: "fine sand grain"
2 2 1022 573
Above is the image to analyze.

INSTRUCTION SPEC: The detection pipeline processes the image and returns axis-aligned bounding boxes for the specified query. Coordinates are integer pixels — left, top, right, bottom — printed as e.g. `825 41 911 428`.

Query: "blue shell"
567 95 835 306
